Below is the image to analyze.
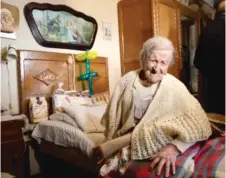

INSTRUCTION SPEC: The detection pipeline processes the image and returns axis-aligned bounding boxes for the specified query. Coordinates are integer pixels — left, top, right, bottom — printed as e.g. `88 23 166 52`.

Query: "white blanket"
32 120 105 156
62 104 107 133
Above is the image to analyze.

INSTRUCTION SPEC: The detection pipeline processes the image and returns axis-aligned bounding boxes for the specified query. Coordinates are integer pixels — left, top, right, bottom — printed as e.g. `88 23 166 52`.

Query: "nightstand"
1 115 26 178
22 124 40 178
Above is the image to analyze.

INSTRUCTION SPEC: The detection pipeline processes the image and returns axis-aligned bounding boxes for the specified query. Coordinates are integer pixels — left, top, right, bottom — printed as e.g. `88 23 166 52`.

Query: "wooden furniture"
118 0 200 82
18 50 109 117
1 118 25 178
118 0 153 74
207 113 225 125
17 50 109 174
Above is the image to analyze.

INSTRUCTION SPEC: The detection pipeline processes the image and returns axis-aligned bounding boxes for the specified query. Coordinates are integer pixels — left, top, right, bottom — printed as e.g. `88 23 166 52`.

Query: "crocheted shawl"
101 70 212 160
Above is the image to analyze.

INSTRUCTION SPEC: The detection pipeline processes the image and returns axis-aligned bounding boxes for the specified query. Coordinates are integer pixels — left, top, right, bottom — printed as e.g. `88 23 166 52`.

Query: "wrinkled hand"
149 144 180 177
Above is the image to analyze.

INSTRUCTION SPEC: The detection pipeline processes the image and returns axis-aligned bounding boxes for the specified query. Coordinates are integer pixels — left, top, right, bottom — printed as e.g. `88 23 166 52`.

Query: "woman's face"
143 52 171 84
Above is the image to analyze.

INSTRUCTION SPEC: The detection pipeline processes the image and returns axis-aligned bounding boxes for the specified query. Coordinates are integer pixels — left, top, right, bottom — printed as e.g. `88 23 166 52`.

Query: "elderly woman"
96 36 212 177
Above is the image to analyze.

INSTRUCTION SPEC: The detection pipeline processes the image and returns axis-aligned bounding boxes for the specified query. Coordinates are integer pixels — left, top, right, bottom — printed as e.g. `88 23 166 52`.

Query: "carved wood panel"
18 50 109 116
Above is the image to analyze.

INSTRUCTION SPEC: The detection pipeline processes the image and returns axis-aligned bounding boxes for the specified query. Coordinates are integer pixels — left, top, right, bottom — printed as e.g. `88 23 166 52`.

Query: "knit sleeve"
171 139 196 153
101 74 128 140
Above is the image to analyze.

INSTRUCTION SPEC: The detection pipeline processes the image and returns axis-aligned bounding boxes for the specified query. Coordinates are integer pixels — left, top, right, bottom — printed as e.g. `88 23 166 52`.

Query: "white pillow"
52 93 93 113
49 113 78 127
52 94 68 112
62 104 106 133
68 96 93 106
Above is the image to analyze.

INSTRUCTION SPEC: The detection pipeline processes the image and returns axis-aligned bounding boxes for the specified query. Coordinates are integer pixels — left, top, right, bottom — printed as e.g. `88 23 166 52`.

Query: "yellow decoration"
75 51 98 61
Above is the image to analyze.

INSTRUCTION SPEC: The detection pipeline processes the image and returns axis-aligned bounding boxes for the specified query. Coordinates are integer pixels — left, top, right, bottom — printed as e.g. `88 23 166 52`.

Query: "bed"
18 50 108 174
18 50 225 178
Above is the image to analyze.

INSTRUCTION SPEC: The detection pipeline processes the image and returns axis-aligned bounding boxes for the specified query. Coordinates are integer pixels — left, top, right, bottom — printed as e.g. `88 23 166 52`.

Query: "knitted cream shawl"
101 70 212 160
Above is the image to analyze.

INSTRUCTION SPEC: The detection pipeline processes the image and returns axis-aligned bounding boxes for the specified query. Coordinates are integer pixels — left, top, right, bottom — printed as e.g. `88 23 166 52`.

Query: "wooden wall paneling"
151 0 159 36
118 0 153 75
177 3 183 79
118 0 202 82
154 0 182 78
123 59 140 74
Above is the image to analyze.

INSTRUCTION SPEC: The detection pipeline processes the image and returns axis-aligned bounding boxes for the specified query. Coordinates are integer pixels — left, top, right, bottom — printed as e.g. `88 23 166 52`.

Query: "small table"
1 115 26 178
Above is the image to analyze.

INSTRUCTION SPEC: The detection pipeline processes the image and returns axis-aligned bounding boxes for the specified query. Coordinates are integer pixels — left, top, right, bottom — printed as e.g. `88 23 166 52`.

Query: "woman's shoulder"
115 70 140 88
165 73 182 83
121 69 140 81
164 73 188 90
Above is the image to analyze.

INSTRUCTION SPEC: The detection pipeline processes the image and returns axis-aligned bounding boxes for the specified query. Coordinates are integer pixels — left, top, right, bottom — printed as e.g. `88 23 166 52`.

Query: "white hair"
139 36 175 69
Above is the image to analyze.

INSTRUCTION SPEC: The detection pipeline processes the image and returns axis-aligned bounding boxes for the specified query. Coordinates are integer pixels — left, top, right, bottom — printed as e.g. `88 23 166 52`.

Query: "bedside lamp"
3 44 18 114
6 44 18 62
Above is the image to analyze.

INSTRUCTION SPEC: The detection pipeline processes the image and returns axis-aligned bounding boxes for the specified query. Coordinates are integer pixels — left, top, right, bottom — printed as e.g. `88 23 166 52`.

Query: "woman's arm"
101 73 128 140
171 139 196 154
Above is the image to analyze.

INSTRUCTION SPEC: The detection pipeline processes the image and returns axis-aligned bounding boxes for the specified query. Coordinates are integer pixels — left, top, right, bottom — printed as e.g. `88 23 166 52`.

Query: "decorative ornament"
76 51 98 95
33 68 60 86
67 56 74 64
1 8 15 33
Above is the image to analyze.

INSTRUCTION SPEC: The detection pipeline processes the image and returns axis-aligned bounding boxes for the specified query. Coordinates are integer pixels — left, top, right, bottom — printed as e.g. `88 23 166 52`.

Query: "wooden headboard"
18 50 109 116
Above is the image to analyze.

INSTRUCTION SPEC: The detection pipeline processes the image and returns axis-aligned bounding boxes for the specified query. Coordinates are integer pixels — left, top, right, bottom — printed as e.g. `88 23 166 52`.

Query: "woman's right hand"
149 144 180 177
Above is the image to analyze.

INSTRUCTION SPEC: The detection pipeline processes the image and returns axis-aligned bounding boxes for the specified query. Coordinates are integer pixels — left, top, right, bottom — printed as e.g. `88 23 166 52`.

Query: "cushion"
49 113 78 127
29 97 48 123
62 104 106 133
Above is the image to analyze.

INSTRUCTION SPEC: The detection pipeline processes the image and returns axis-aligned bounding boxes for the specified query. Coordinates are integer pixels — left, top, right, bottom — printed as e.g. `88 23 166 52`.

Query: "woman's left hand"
149 144 180 177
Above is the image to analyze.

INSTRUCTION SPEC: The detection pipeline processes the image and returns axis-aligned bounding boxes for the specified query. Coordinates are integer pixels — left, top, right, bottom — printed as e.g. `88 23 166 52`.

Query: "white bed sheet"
32 120 105 156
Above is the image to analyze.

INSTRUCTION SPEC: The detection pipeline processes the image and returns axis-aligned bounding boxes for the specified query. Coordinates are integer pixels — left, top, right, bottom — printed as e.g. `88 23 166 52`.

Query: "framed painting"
24 2 98 50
